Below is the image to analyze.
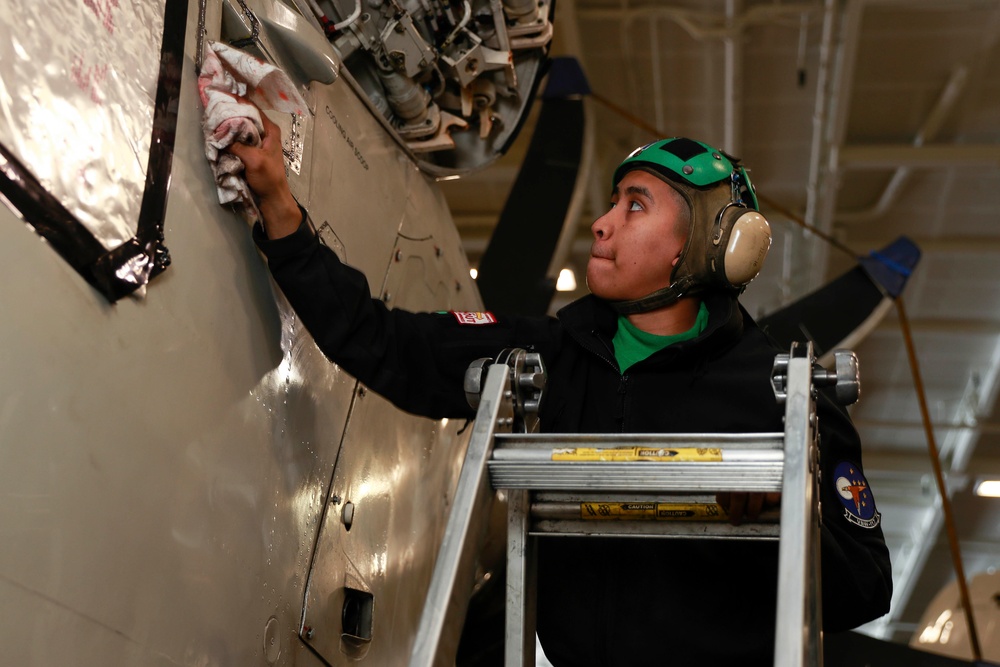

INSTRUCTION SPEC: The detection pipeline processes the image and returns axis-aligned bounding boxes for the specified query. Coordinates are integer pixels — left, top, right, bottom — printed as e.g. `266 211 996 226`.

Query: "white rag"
198 41 307 224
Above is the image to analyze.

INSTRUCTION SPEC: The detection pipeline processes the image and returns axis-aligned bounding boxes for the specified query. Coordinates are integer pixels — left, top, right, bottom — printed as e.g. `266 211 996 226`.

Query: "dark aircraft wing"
759 236 921 362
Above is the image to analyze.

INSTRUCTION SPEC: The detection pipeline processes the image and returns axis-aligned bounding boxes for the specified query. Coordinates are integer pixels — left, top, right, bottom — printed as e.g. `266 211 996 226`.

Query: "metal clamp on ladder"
408 343 860 667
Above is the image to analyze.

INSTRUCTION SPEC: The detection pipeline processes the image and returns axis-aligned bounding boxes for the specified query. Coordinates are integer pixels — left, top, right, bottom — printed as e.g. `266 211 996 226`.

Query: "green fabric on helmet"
613 137 735 190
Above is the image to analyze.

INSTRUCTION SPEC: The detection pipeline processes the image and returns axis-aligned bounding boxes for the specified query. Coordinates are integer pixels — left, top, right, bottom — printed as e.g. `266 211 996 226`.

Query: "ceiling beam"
874 316 1000 336
837 144 1000 169
856 418 1000 435
575 2 821 38
835 65 970 223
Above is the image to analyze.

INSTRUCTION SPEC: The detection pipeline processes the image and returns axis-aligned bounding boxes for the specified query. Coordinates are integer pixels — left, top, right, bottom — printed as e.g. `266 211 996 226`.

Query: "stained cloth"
198 41 306 224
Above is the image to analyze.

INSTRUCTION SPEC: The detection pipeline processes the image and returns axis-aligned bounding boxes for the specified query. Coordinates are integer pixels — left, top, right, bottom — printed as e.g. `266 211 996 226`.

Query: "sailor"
229 118 892 665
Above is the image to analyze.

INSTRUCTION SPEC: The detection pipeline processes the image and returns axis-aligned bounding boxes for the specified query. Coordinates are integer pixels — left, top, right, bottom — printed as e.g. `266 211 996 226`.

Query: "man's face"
586 169 688 302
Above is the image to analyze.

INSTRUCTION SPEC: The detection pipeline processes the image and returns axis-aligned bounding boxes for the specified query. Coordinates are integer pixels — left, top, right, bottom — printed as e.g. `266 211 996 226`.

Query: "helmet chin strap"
609 276 698 315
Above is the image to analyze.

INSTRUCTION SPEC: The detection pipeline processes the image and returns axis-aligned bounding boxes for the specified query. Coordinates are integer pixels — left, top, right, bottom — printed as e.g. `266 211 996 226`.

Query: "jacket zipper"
589 330 630 433
617 373 630 432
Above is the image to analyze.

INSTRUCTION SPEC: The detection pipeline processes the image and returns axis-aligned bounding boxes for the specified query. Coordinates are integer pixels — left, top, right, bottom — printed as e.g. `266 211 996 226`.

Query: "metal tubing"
492 448 783 461
496 432 784 449
488 461 783 492
530 501 780 523
773 351 822 667
723 0 743 156
803 0 846 290
408 363 513 667
505 489 536 666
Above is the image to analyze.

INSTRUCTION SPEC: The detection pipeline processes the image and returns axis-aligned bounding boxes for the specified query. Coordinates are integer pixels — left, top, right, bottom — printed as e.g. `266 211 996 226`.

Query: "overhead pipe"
723 0 743 155
650 18 666 134
803 0 860 291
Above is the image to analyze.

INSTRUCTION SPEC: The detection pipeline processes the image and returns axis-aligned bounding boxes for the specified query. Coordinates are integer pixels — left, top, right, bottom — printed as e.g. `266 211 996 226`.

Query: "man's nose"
592 209 614 239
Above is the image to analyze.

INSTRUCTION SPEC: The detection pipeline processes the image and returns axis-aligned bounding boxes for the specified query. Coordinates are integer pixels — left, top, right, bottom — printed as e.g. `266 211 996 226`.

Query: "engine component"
310 0 552 175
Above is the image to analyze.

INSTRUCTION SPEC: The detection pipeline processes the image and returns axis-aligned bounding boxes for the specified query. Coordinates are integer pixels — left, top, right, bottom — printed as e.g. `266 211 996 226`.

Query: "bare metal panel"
0 0 164 248
302 233 481 663
0 8 353 662
0 1 479 666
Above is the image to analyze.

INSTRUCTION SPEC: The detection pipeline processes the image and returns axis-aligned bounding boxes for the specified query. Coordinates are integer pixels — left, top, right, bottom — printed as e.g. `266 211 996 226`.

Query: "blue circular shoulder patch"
833 461 881 529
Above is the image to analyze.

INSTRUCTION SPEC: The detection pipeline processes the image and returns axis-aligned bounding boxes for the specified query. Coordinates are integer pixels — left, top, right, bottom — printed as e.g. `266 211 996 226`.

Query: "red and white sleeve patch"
451 311 498 325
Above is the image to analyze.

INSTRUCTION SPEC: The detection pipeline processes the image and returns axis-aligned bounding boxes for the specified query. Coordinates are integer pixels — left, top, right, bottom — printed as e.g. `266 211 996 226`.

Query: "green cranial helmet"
608 137 771 315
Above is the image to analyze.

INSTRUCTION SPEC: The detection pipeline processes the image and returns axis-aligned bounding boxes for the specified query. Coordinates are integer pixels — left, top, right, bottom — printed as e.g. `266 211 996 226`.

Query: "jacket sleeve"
816 391 893 631
252 214 557 419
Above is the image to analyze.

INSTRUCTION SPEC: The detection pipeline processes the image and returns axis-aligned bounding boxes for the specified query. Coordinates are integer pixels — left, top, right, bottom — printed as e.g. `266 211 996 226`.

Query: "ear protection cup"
712 205 772 289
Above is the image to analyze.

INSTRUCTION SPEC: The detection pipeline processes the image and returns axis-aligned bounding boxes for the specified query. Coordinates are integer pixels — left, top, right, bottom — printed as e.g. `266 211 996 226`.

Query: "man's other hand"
716 492 781 526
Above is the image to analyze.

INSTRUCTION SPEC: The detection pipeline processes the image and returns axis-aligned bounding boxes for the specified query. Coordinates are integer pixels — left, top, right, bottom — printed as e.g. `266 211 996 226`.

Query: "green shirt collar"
612 301 709 373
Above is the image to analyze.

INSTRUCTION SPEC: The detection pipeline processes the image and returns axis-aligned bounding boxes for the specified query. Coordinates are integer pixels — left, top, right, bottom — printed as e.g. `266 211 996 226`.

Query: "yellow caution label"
552 447 722 462
580 502 727 521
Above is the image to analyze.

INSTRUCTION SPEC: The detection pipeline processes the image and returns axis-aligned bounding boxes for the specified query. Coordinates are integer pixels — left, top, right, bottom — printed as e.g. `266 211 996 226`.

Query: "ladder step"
530 500 779 522
488 461 783 491
494 432 784 450
491 448 783 461
530 519 781 540
516 496 781 539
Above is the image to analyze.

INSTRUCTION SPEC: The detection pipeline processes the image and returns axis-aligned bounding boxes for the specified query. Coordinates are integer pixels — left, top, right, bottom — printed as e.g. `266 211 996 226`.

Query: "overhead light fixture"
975 479 1000 497
556 268 577 292
470 268 478 280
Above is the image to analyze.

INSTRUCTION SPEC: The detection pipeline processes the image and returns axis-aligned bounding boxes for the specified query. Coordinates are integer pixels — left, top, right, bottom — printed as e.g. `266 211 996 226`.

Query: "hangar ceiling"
440 0 1000 652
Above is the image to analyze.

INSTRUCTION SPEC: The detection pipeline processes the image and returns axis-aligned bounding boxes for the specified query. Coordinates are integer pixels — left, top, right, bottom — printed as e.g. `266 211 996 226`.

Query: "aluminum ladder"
408 343 859 667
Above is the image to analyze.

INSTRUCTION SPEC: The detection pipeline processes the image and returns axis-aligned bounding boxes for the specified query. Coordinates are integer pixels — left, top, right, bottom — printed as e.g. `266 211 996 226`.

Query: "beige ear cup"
723 211 771 286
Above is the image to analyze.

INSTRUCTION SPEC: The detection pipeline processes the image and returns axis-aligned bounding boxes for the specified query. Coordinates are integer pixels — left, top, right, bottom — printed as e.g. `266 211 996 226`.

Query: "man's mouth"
590 243 614 261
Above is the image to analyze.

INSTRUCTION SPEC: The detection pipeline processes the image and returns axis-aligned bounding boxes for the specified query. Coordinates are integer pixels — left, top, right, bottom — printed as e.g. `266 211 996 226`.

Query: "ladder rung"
530 519 781 540
530 501 780 523
495 432 784 450
489 460 783 491
491 448 783 461
525 495 781 539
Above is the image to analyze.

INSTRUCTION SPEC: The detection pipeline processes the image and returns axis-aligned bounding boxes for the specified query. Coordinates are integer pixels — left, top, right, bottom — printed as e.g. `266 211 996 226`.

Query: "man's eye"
629 200 643 211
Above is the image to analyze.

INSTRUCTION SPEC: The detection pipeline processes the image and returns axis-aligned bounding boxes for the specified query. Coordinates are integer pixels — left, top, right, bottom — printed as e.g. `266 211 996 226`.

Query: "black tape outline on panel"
0 0 187 303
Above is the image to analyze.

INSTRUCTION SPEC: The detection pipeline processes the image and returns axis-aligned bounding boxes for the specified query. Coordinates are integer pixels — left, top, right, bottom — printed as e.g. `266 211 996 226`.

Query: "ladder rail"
774 352 823 667
506 488 536 665
407 363 513 667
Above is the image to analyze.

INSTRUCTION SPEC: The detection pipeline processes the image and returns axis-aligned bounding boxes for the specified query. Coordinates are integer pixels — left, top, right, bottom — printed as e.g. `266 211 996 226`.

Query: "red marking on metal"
82 0 121 33
71 54 109 104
